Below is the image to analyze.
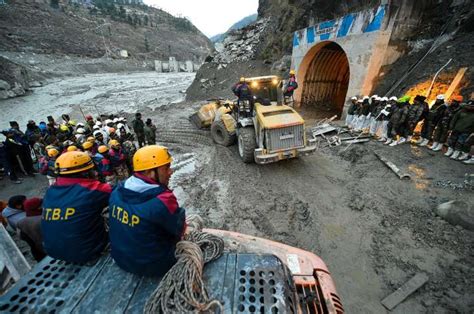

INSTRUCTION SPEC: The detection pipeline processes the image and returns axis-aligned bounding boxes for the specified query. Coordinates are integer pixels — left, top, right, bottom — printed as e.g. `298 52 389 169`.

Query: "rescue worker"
345 96 358 128
369 97 385 136
41 151 111 263
144 119 157 145
283 70 298 105
232 77 253 117
82 141 94 157
445 100 474 160
378 96 397 142
18 197 46 261
386 96 410 146
108 139 129 181
355 96 371 131
432 96 462 151
419 95 446 146
40 148 59 186
1 195 27 230
108 145 186 277
131 112 146 148
98 145 115 185
404 95 427 143
93 130 107 146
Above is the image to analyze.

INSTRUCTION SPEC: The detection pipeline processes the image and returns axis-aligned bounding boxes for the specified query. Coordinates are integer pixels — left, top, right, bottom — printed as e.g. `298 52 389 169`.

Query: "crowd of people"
1 119 184 279
0 112 158 185
345 94 474 164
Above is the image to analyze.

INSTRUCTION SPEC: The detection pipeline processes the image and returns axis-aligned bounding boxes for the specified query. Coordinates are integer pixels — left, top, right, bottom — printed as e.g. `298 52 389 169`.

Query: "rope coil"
144 215 224 313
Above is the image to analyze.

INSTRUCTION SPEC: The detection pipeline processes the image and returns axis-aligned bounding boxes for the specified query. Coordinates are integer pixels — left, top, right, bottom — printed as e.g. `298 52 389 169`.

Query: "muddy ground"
1 73 473 313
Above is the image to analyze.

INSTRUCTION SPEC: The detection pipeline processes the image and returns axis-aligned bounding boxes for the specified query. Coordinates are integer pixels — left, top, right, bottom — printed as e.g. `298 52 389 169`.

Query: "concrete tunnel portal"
298 41 350 119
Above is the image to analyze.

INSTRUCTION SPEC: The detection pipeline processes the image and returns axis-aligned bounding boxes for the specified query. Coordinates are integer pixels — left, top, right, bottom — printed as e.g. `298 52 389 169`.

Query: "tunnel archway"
297 41 350 119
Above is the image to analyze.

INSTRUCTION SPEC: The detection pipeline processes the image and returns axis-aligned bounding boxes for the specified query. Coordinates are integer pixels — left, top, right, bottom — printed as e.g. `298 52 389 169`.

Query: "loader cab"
247 76 284 106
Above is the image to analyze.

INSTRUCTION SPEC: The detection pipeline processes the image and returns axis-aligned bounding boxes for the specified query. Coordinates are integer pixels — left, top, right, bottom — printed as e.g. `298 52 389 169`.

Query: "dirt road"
1 72 472 313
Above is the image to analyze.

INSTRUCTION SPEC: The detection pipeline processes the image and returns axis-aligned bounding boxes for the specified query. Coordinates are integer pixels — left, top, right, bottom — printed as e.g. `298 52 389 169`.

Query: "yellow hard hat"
60 124 69 132
82 141 93 150
133 145 172 172
55 151 94 175
47 148 59 158
68 120 77 126
67 145 78 152
98 145 109 154
240 77 245 83
109 139 120 148
87 136 95 142
290 70 296 75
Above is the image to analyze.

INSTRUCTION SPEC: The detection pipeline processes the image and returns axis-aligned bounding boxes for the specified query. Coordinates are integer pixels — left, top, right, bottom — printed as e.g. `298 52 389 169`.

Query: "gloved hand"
381 109 389 116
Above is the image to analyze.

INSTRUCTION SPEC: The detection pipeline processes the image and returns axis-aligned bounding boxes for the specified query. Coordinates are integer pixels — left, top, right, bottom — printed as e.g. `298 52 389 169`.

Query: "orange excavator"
0 229 343 313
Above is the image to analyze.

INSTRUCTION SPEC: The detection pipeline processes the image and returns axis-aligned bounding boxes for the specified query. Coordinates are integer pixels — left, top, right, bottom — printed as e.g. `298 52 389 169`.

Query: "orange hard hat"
452 95 463 102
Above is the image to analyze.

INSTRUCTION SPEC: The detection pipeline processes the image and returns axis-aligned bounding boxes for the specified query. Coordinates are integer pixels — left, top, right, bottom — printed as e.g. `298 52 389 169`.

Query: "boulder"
0 80 10 91
436 200 474 231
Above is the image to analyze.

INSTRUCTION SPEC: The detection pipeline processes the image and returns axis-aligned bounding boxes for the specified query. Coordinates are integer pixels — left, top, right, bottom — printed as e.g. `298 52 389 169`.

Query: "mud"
1 73 472 313
151 102 473 313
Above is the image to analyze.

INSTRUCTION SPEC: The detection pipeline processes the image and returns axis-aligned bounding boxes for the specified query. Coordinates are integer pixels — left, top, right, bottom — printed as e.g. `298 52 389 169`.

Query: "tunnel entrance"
299 42 350 120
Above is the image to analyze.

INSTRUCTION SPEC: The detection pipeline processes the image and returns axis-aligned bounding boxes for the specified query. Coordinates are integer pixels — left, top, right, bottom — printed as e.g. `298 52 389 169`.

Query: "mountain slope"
210 13 258 43
0 1 213 61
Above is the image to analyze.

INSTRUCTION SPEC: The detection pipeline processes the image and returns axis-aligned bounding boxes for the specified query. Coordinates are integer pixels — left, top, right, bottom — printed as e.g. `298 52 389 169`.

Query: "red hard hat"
85 115 93 121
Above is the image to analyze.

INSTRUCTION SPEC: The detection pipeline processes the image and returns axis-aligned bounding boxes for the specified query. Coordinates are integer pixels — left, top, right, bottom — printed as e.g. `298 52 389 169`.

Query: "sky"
144 0 259 38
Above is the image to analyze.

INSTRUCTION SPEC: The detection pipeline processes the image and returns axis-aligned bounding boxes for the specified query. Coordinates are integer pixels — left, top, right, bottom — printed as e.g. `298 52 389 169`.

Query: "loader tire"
238 127 256 163
211 120 236 147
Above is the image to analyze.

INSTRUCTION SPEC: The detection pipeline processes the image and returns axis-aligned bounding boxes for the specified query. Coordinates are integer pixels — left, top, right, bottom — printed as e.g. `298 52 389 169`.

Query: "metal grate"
0 258 85 313
236 267 297 314
266 125 304 153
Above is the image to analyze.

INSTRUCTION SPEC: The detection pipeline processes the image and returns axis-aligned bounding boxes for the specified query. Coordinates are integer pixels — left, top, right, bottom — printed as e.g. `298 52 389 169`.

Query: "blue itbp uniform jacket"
42 177 111 263
108 174 186 277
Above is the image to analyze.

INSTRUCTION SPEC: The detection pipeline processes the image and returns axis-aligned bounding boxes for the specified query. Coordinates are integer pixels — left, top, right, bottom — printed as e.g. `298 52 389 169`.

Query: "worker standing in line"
41 151 111 263
404 95 427 143
432 96 462 152
131 113 146 148
445 99 474 161
345 96 358 128
108 145 186 277
418 95 447 147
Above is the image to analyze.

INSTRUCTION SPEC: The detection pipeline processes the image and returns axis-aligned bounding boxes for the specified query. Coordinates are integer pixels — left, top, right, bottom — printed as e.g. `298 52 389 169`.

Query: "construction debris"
381 273 429 310
374 152 411 180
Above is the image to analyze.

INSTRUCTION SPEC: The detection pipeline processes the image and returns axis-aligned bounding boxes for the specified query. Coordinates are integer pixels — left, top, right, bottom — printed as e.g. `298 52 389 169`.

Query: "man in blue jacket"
42 151 111 263
108 145 186 277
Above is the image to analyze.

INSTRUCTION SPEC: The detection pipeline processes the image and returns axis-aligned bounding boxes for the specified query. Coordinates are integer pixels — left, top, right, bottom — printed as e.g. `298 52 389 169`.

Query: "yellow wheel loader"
190 76 316 164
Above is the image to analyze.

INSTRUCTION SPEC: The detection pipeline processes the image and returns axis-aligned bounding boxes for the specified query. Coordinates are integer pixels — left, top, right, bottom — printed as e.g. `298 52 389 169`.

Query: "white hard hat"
93 125 100 130
437 94 445 100
389 96 398 101
93 130 102 137
76 128 85 134
371 95 378 99
118 117 125 121
104 119 113 125
357 99 363 103
95 121 102 126
351 96 358 100
117 123 124 129
113 118 119 123
77 122 85 127
363 96 370 100
381 97 389 101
